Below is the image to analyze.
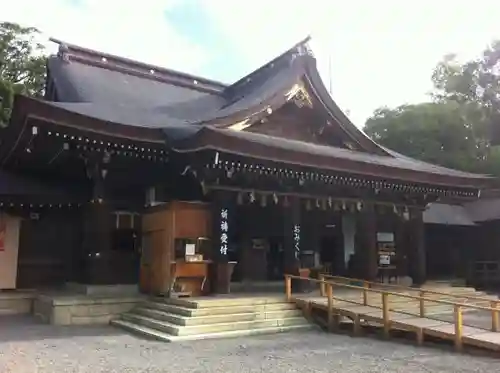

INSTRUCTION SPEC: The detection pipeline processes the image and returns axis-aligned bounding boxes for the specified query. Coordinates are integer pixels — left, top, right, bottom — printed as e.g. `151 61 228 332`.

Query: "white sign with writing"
293 224 301 259
377 232 394 242
220 208 229 255
379 254 391 266
185 243 196 256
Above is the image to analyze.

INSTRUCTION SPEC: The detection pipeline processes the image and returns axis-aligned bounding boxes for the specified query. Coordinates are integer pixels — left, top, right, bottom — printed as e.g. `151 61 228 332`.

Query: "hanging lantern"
260 194 267 207
403 206 410 221
305 199 312 211
273 193 279 205
356 201 363 211
328 197 333 208
200 181 207 195
249 191 256 203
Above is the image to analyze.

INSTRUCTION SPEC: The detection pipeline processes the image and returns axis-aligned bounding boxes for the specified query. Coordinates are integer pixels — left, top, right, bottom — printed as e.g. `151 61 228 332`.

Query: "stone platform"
0 290 35 315
33 283 144 325
0 284 145 325
34 292 144 325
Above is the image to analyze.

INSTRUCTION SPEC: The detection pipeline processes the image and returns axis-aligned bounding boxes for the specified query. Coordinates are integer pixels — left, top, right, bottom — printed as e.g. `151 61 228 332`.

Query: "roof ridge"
50 52 224 95
224 36 312 96
49 38 227 92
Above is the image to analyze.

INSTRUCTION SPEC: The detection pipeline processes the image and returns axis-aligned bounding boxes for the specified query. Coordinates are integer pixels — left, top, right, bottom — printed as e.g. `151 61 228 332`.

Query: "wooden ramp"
286 275 500 354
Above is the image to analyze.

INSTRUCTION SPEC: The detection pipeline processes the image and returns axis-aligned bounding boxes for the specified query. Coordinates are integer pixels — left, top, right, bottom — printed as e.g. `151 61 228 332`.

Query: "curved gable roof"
5 37 490 191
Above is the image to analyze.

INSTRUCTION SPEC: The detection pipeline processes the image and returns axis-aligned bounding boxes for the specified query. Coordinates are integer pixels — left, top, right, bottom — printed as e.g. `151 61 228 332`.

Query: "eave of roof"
0 169 87 202
8 95 165 143
5 95 493 190
170 126 492 189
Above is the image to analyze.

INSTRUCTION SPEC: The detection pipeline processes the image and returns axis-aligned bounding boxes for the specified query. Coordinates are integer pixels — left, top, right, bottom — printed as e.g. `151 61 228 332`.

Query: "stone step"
162 296 288 309
121 312 309 336
111 319 316 342
146 299 298 317
134 306 303 326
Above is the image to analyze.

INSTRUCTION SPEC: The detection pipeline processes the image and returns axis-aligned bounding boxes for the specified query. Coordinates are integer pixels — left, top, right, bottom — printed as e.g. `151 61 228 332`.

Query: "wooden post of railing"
363 281 369 306
319 274 325 297
327 283 334 331
419 290 425 317
285 275 292 301
454 304 463 352
382 292 390 338
491 300 499 332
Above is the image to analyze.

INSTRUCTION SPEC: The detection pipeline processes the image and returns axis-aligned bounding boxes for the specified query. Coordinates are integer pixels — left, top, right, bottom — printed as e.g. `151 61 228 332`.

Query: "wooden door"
141 208 172 295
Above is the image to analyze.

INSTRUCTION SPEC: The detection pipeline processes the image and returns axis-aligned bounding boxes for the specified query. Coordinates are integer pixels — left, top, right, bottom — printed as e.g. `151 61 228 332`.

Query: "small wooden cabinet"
140 201 211 295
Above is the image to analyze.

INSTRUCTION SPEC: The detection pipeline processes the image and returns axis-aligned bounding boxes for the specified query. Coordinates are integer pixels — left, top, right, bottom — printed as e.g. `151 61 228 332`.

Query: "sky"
3 0 500 127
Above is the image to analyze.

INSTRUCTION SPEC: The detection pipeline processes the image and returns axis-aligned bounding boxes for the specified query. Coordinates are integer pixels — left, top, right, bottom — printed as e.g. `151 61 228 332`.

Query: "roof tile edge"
49 38 227 93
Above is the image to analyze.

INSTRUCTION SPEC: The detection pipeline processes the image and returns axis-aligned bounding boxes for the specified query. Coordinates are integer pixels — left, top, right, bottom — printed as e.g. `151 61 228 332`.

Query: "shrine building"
0 37 493 297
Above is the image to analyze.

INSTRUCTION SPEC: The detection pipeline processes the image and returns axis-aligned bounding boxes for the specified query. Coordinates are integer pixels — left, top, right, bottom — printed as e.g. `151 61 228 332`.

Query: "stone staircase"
111 295 314 342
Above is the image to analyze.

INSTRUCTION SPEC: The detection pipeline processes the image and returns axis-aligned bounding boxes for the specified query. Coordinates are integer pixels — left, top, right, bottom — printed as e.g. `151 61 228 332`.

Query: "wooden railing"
319 274 499 306
284 274 500 352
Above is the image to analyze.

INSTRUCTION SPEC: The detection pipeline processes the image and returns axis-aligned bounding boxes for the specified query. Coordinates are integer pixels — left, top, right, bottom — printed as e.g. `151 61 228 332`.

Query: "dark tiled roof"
47 55 224 112
49 38 227 94
7 37 485 188
47 39 305 128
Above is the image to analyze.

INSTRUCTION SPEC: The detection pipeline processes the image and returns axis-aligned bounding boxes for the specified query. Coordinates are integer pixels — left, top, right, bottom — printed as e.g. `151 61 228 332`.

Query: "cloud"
1 0 209 74
3 0 500 126
199 0 500 126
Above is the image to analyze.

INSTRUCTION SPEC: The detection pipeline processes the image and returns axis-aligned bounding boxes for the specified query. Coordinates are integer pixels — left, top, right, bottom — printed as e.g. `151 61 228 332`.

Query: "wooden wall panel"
16 210 82 289
0 214 21 289
173 202 211 239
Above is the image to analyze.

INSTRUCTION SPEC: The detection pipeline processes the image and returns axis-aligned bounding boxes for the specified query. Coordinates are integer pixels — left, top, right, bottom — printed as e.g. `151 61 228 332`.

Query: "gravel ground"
0 316 499 373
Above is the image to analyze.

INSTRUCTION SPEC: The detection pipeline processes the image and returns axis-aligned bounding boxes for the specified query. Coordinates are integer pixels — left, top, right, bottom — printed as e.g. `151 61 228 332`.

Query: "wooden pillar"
394 215 409 279
210 191 232 294
409 208 426 286
302 209 320 269
82 159 114 285
284 198 302 291
356 203 378 281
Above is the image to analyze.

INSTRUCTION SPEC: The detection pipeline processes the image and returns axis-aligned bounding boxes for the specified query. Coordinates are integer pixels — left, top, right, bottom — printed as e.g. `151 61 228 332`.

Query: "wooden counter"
170 260 212 296
140 201 211 295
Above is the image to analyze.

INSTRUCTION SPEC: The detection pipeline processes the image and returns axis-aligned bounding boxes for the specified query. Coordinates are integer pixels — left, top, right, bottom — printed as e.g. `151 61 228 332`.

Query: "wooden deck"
285 275 500 354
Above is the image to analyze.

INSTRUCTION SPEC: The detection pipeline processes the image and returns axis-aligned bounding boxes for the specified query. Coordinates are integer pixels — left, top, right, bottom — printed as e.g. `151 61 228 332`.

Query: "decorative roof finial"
57 43 70 62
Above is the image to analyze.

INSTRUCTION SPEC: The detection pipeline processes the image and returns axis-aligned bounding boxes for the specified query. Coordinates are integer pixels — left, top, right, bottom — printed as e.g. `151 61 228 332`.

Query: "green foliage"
365 40 500 176
0 22 47 125
365 102 497 173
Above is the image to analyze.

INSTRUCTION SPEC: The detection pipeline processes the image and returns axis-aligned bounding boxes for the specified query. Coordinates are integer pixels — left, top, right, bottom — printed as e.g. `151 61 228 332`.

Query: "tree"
364 40 500 176
0 22 47 125
432 41 500 143
364 101 495 173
